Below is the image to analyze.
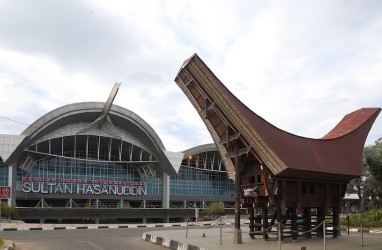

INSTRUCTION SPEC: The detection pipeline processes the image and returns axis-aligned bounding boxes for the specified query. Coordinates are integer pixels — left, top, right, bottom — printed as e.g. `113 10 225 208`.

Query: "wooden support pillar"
332 183 342 238
233 143 243 244
316 207 324 238
278 180 287 241
249 206 255 239
255 209 262 236
332 184 340 238
223 128 251 244
270 207 278 226
277 204 284 241
326 183 330 211
333 204 339 238
263 206 269 240
304 207 312 239
281 180 287 216
291 207 298 241
297 181 302 210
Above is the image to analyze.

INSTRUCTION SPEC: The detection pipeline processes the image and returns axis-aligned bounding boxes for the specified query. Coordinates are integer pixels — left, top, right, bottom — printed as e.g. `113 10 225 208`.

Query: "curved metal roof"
21 102 164 149
6 102 176 175
182 143 217 157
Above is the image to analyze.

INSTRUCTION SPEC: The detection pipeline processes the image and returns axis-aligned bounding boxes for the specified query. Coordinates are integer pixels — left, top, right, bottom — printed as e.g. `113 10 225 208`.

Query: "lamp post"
361 185 364 247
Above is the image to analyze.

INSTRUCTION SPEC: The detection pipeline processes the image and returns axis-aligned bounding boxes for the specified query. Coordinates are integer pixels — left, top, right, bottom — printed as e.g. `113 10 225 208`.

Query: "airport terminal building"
0 85 235 223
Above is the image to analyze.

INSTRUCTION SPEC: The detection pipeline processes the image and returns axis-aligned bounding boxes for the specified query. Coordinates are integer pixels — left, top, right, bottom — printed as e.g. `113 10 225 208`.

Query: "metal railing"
184 217 355 250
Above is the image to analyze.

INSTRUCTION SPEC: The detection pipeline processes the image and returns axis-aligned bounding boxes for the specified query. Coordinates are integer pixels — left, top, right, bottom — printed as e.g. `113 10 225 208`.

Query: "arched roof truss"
7 102 176 176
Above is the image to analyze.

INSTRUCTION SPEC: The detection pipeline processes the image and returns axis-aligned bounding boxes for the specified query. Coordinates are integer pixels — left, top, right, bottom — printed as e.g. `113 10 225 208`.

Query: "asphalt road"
1 227 173 250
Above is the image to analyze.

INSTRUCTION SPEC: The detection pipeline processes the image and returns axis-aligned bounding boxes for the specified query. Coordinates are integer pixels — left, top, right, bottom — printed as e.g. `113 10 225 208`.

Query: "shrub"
340 209 382 228
201 216 211 221
204 202 225 220
1 202 18 220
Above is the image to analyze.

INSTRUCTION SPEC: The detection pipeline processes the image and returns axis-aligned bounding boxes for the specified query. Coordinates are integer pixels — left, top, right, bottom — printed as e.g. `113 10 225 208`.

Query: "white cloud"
0 0 381 151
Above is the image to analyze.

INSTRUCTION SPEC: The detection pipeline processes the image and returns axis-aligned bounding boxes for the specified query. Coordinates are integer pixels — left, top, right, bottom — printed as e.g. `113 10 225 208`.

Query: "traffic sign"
0 186 11 199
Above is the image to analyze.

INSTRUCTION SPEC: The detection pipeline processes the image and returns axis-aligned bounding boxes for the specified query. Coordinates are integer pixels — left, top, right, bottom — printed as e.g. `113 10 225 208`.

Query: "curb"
142 233 207 250
2 223 381 234
349 228 382 233
349 228 370 233
0 223 186 231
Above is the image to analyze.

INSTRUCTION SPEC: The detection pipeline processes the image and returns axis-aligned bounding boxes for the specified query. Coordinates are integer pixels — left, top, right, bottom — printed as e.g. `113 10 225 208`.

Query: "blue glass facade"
0 162 9 187
14 151 233 199
170 165 234 196
16 154 143 193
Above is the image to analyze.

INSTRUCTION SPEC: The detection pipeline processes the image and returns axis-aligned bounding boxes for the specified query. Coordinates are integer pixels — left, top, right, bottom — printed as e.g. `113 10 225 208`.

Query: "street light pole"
361 186 364 247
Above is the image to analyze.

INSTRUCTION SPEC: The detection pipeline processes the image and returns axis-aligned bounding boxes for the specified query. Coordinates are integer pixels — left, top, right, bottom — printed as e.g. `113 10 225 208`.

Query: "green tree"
363 137 382 209
205 202 225 220
348 138 382 210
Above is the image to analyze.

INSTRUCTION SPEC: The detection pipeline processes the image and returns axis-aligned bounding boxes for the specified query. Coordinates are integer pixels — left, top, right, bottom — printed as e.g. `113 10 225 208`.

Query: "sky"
0 0 381 152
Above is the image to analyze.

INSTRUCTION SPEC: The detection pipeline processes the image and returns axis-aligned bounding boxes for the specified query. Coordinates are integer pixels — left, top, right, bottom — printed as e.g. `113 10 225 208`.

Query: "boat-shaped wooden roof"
175 53 381 182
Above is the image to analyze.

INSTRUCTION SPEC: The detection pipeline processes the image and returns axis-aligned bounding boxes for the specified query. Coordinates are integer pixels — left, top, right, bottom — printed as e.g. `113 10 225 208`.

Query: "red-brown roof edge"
322 108 381 139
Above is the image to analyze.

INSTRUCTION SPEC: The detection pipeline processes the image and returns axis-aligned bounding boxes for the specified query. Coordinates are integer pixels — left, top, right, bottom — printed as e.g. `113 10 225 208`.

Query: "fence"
185 217 353 250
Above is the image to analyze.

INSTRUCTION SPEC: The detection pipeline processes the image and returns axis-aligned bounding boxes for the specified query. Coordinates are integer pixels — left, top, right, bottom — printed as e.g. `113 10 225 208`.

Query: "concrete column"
195 207 199 222
164 210 169 223
8 164 17 206
95 217 100 224
40 218 45 224
162 172 170 208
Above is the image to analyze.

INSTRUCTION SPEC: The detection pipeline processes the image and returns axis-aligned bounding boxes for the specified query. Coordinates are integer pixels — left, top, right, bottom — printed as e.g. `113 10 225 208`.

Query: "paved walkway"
1 221 381 250
144 226 382 250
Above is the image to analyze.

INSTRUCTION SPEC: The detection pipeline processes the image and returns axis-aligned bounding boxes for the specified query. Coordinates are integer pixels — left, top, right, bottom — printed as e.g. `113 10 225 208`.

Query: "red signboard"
0 186 11 199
